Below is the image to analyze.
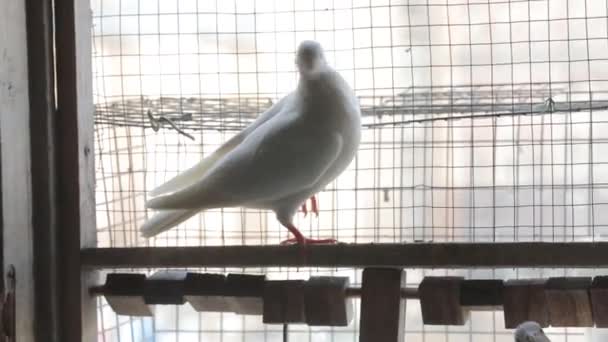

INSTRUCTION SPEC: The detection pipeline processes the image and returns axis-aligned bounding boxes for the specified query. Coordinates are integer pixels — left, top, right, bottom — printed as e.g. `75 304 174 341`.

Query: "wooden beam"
82 242 608 268
55 0 97 339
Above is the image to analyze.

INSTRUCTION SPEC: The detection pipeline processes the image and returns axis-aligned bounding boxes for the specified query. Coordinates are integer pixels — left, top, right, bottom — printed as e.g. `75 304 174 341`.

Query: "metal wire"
91 0 608 340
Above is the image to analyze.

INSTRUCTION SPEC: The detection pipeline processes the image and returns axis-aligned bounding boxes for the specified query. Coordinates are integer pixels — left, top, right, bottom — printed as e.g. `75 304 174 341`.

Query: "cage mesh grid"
92 0 608 340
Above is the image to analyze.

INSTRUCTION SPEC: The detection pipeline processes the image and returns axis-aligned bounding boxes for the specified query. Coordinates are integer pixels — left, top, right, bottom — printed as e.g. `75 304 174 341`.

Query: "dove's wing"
150 94 293 196
146 114 344 210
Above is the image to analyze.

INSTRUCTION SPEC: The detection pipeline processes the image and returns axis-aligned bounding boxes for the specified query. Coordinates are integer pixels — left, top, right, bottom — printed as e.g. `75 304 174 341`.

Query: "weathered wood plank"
0 1 35 340
545 277 593 327
503 279 549 328
82 242 608 268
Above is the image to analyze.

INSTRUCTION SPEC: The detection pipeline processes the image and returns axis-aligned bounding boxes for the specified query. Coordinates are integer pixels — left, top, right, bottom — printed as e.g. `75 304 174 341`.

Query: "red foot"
280 222 336 245
280 237 337 245
300 203 308 216
310 195 319 217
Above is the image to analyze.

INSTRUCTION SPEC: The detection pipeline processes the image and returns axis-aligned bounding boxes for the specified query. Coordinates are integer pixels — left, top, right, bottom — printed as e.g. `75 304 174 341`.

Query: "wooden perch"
82 242 608 269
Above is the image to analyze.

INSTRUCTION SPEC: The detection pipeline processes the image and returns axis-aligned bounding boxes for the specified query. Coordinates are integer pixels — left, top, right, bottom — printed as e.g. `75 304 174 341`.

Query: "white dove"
141 40 361 245
514 322 551 342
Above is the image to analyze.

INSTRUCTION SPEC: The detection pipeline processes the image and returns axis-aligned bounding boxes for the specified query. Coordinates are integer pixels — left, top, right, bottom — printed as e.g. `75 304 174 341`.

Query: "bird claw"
280 237 338 245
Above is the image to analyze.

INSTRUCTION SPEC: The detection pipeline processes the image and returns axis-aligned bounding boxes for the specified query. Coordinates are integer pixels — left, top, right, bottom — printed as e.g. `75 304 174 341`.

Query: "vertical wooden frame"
1 1 36 340
54 0 98 340
25 0 60 339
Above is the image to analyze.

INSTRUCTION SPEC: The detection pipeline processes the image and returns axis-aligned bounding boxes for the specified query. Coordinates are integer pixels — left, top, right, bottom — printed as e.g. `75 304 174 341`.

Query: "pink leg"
310 195 319 217
300 202 308 216
280 223 338 245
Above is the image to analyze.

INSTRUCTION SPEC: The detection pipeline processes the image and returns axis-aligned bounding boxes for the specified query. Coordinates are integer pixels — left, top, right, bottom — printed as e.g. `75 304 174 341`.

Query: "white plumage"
514 322 551 342
141 40 362 244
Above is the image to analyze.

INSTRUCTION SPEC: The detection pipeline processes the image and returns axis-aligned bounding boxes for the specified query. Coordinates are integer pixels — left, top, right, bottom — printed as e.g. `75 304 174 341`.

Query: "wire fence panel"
91 0 608 340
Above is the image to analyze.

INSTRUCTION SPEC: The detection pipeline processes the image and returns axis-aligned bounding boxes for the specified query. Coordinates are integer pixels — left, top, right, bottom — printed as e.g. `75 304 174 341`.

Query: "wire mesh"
91 0 608 340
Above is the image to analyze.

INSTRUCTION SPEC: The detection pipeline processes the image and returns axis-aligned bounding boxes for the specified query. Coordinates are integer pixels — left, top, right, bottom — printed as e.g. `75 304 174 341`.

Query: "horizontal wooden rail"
81 242 608 269
89 284 420 299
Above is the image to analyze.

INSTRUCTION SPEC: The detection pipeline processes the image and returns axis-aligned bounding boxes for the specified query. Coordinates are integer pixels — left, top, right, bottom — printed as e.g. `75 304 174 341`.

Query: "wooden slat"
460 279 504 307
503 279 549 328
419 277 469 325
104 274 152 317
143 270 187 305
55 0 97 339
305 276 353 326
82 242 608 268
184 273 230 312
545 277 593 327
591 276 608 327
263 280 306 324
359 268 406 342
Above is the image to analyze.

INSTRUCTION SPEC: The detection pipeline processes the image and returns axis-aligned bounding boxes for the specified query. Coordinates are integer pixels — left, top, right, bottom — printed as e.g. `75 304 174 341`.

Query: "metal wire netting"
92 0 608 340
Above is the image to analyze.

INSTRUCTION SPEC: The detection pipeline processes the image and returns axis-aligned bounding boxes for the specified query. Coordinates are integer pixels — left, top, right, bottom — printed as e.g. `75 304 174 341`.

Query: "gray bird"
514 322 551 342
141 40 362 245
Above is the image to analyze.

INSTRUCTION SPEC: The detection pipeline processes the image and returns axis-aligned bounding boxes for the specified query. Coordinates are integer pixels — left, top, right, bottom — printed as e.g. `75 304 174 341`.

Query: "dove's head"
296 40 327 78
514 322 551 342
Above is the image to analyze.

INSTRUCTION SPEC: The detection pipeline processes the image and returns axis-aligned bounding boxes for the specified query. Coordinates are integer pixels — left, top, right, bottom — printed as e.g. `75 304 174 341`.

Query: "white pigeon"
141 40 362 244
514 322 551 342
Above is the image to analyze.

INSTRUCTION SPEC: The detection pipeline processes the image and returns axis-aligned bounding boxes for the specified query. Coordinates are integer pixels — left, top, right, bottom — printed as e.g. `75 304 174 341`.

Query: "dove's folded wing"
150 94 293 196
146 121 344 210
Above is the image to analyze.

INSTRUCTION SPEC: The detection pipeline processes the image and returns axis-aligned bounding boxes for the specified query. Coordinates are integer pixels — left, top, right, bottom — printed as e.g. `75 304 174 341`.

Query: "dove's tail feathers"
140 209 197 237
150 136 243 197
146 184 224 210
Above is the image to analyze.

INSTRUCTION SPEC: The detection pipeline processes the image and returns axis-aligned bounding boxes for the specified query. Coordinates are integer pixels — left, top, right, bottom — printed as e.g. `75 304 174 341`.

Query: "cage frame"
36 0 608 341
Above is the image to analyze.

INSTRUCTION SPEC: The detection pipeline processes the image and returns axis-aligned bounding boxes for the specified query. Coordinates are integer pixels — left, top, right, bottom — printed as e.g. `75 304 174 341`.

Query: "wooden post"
359 268 406 342
55 0 97 339
25 0 62 337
